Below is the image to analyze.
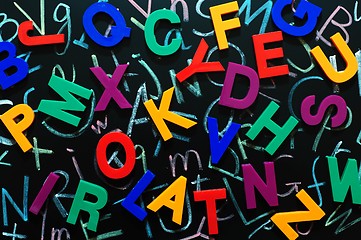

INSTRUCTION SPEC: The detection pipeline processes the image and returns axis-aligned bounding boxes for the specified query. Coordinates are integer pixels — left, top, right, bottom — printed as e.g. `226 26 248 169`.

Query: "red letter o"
96 132 136 179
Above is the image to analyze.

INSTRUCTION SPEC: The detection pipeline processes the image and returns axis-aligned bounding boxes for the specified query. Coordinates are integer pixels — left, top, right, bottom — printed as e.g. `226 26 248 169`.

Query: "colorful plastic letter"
66 180 108 232
193 188 226 235
207 117 240 164
271 189 325 240
147 176 187 225
252 31 289 78
37 75 93 127
311 32 358 83
144 87 197 141
246 101 298 155
121 170 155 221
327 156 361 204
210 1 241 50
301 95 347 128
243 162 278 209
0 42 28 90
271 0 322 36
90 64 132 111
176 38 225 82
219 62 260 109
83 2 131 47
145 9 181 56
96 131 136 179
18 20 65 46
30 172 60 215
0 104 34 152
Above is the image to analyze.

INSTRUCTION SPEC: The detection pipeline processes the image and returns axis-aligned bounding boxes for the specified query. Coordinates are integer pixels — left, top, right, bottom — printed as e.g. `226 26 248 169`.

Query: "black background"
1 0 361 239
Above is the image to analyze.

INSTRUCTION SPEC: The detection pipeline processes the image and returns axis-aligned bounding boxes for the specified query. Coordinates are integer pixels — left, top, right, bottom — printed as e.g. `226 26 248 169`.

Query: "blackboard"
1 0 361 239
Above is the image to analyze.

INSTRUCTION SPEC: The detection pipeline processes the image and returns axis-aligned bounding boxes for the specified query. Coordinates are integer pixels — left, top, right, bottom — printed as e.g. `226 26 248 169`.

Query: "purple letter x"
90 64 132 111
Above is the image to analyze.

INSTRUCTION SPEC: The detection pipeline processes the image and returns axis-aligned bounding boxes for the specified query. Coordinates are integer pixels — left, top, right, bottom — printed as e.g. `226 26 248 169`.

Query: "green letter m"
38 75 93 127
327 156 361 205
